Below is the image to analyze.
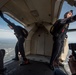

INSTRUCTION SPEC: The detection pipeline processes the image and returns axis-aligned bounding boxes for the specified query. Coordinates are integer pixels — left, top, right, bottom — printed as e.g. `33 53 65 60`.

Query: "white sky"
0 29 16 39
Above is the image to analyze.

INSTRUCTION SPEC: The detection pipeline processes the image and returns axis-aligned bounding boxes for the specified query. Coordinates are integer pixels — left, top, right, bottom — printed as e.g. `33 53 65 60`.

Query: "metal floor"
4 54 67 75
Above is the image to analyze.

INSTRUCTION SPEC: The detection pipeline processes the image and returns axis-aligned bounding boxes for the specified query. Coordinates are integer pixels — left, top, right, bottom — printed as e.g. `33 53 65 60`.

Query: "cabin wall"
24 25 38 55
30 26 53 56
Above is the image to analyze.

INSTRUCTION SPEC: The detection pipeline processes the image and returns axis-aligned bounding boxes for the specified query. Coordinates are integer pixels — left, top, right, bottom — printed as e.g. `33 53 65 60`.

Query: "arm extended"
60 15 76 24
0 11 15 27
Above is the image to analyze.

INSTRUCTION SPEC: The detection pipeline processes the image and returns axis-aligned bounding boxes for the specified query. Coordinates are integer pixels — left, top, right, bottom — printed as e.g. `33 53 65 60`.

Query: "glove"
0 10 3 17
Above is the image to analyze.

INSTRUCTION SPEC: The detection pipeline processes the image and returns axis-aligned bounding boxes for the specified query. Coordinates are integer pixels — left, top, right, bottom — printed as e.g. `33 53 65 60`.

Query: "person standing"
0 11 29 65
50 10 76 70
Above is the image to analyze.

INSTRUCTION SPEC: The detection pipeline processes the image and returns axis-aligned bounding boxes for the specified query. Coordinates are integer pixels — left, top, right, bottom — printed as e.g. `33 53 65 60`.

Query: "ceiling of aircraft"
0 0 76 27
